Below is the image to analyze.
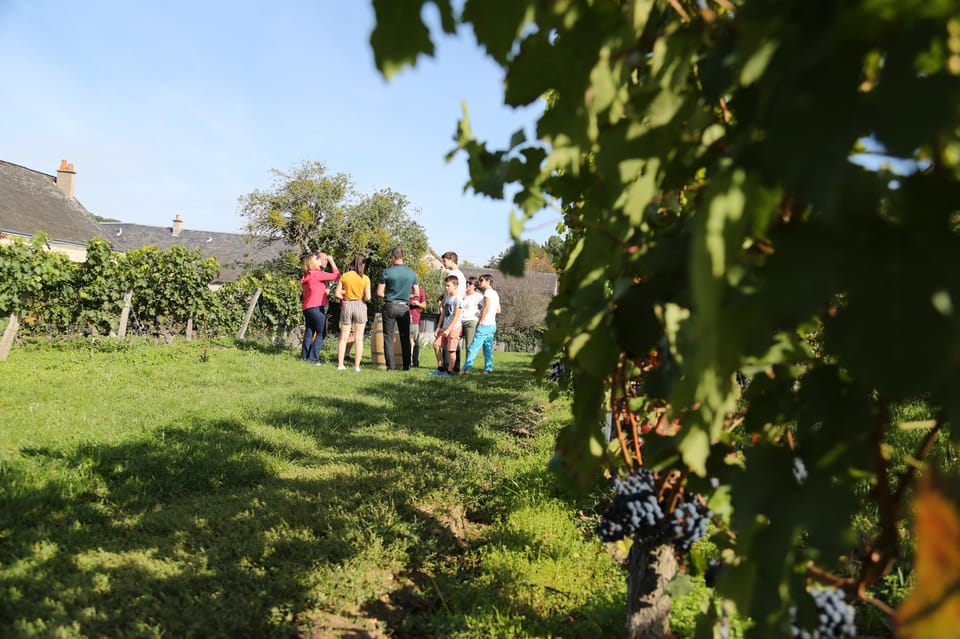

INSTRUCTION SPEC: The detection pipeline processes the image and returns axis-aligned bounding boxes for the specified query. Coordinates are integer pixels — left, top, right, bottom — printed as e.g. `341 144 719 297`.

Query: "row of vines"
0 234 301 343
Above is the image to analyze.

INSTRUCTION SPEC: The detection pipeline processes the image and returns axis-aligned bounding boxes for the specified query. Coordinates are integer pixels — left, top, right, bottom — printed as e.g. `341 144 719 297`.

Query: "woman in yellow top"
334 254 371 371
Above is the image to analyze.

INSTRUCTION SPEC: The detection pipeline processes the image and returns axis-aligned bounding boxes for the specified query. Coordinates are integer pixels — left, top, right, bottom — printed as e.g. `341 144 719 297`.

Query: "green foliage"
497 326 543 353
0 238 295 343
487 239 557 273
370 1 960 636
215 273 303 343
332 187 430 291
68 237 126 335
542 232 568 271
0 233 72 322
419 267 446 304
117 244 219 335
239 160 353 257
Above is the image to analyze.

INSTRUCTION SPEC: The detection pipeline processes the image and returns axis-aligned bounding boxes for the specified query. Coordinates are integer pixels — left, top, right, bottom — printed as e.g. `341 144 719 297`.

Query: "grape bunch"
596 470 663 543
790 587 857 639
664 493 712 552
596 471 712 552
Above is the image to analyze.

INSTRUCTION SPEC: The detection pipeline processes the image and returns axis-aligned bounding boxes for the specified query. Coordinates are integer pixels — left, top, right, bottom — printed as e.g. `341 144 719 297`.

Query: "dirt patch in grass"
415 502 488 547
297 610 388 638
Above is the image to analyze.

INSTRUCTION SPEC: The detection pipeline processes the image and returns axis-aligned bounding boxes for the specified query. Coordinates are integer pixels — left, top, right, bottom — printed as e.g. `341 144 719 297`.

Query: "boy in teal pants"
461 274 500 375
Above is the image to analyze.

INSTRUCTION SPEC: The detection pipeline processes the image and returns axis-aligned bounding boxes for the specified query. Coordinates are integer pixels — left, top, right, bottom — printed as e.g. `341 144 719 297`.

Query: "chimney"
172 214 183 236
56 159 76 198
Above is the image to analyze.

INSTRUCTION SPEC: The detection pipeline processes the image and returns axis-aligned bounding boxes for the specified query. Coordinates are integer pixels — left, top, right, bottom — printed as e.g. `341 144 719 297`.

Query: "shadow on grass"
0 356 624 637
261 355 542 454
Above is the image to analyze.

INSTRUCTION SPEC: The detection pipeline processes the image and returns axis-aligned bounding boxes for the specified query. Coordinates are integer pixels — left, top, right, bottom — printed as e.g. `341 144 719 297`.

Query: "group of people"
428 252 500 377
300 248 500 376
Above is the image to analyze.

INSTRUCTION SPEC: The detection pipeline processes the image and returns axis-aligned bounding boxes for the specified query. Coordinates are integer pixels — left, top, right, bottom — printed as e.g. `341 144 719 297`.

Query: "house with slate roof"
0 160 105 261
1 158 559 299
0 158 287 285
102 215 287 286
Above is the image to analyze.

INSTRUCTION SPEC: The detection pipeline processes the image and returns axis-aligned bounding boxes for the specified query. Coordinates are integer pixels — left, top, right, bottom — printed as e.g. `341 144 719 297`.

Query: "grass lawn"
0 338 632 638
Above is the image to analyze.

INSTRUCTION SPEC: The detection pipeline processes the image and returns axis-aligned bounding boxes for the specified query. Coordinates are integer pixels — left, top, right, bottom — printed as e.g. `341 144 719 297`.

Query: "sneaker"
438 371 452 377
354 366 361 372
428 369 443 377
337 365 346 370
314 362 323 366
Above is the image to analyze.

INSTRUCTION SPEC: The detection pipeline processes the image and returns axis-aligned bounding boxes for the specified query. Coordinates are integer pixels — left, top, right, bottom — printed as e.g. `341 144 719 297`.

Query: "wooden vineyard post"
185 314 194 341
236 288 262 340
0 313 20 361
117 290 133 339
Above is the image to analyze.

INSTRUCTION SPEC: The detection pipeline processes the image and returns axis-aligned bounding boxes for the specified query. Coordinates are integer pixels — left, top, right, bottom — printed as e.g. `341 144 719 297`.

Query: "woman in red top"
301 252 340 364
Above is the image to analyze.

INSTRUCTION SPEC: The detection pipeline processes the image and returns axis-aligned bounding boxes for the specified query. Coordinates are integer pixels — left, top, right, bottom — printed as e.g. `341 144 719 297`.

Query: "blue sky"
0 1 555 266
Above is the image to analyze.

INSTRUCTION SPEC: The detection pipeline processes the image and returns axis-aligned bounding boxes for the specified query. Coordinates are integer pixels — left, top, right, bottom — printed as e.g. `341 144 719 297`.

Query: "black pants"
382 302 411 370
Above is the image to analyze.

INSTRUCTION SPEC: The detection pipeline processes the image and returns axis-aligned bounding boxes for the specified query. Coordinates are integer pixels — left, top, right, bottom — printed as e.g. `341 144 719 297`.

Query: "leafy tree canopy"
541 233 566 270
487 239 557 273
239 160 429 281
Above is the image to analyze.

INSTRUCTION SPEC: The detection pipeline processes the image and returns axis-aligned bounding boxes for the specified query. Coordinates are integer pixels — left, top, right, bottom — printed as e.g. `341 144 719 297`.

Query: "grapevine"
379 2 960 636
596 359 715 550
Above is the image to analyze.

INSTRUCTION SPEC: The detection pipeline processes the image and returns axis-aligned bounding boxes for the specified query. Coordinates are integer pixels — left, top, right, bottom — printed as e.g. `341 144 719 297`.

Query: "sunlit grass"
0 339 636 638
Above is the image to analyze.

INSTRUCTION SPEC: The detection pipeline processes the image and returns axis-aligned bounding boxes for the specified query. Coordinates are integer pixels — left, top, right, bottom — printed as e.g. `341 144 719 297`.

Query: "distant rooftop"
102 217 287 283
461 266 558 298
0 160 104 246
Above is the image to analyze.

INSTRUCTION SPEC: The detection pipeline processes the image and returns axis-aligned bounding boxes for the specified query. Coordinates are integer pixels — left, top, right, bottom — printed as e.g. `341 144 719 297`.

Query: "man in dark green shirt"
376 247 420 370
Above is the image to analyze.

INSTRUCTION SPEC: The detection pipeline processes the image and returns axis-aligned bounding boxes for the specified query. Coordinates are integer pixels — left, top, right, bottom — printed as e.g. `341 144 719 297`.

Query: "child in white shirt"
461 274 500 375
459 276 484 355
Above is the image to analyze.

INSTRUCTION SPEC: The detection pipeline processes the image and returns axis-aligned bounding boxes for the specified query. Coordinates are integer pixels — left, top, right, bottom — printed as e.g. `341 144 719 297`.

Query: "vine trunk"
625 541 677 639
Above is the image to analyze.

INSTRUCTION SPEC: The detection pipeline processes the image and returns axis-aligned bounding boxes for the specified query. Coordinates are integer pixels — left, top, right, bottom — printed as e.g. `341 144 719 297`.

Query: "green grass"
0 338 637 638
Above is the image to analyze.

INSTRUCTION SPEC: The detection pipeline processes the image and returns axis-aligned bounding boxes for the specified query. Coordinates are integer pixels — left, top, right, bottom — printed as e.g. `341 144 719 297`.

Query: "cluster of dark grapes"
664 493 712 552
596 470 663 543
596 471 712 552
790 587 857 639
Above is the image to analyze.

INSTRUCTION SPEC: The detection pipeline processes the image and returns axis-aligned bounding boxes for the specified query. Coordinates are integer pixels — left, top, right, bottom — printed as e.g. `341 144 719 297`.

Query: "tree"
239 160 352 257
239 162 430 288
487 240 556 273
542 233 566 271
337 188 430 284
371 2 960 639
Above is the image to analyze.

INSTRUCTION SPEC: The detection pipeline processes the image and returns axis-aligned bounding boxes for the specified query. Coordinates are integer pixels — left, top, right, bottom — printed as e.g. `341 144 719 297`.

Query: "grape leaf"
895 472 960 638
464 0 534 64
370 0 436 79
